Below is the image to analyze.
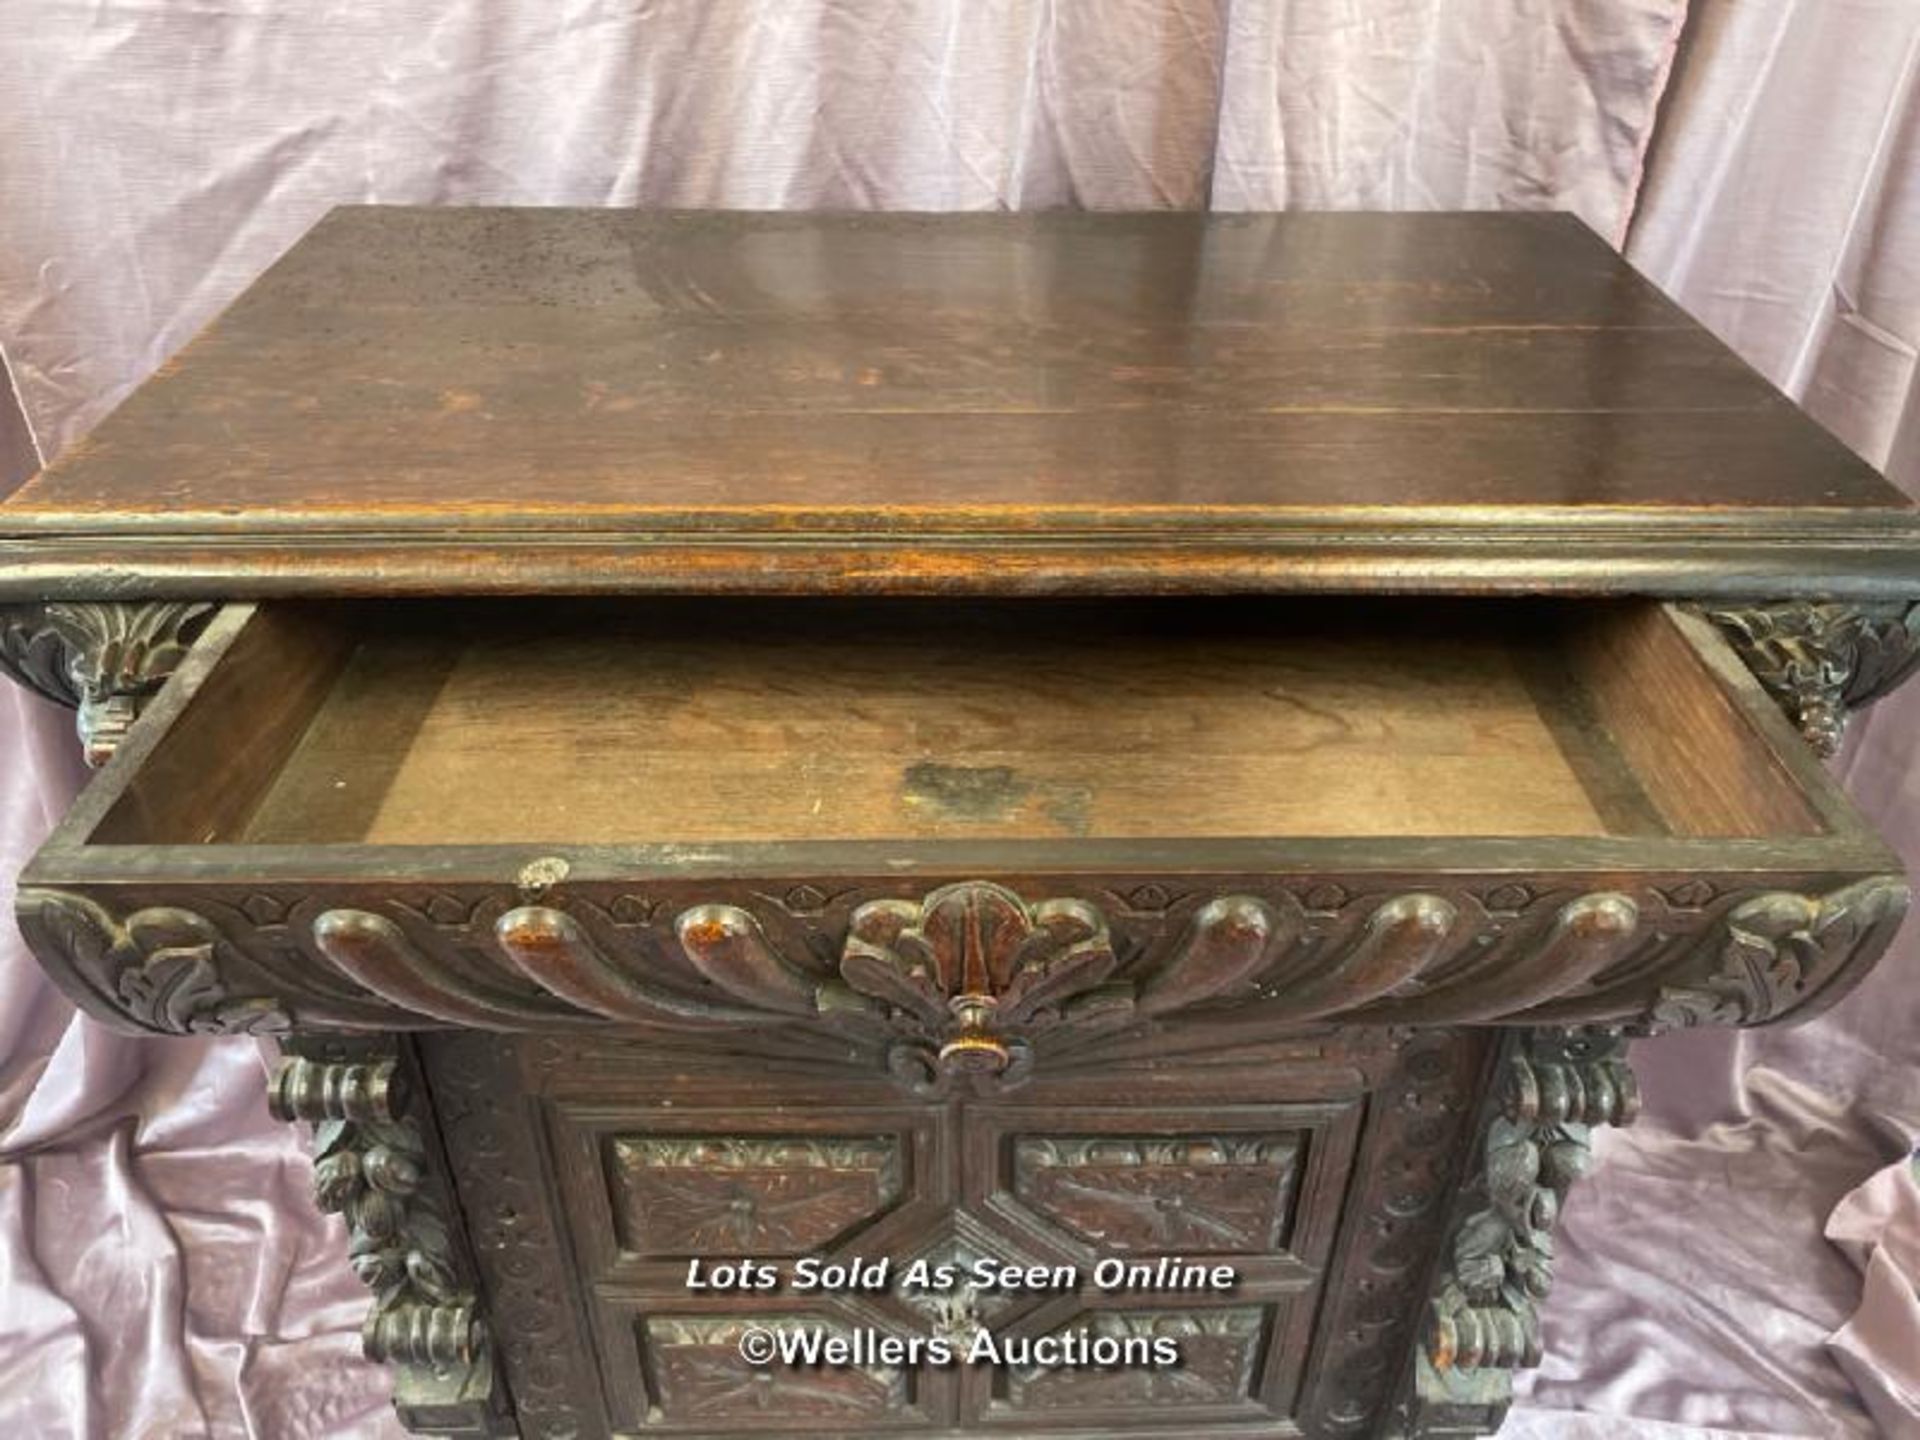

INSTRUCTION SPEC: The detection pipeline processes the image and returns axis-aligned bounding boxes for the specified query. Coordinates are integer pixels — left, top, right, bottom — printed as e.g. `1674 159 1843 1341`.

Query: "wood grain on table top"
6 209 1914 597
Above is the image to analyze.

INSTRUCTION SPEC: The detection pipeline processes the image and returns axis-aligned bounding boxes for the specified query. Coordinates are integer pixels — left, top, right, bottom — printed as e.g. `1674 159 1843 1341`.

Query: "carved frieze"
1708 600 1920 756
419 1034 607 1438
18 878 1907 1086
1410 1030 1639 1435
0 600 214 764
1300 1031 1487 1438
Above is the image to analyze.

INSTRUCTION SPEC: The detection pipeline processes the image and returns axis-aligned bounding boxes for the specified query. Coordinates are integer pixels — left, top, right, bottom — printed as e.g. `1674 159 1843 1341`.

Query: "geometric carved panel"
610 1136 903 1257
641 1315 910 1422
1013 1136 1301 1254
1004 1308 1269 1412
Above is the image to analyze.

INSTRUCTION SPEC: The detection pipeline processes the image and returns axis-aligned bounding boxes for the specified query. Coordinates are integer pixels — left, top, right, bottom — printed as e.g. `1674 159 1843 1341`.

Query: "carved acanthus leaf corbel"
0 600 214 764
1707 600 1920 756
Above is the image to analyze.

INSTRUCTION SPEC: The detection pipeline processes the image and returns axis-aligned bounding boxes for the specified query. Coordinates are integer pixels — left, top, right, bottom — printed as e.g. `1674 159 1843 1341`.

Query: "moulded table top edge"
4 518 1919 600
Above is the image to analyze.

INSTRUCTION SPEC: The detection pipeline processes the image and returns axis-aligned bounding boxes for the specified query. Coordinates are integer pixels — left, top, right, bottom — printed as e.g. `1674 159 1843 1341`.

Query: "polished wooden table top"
4 208 1915 598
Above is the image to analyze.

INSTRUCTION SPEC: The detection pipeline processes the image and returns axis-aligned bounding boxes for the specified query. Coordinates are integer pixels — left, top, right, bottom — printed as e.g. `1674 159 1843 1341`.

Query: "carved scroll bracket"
1707 599 1920 756
0 600 214 764
1408 1029 1638 1437
270 1048 507 1437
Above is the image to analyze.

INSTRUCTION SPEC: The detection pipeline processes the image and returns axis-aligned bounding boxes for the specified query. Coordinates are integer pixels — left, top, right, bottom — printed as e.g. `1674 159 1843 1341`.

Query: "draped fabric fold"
1825 1157 1920 1436
1 2 1917 1435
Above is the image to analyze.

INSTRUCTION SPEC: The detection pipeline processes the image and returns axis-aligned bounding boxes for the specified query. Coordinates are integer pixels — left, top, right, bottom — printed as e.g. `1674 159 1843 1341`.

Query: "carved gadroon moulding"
15 876 1908 1086
0 600 214 765
1408 1029 1639 1436
1708 599 1920 757
269 1050 501 1436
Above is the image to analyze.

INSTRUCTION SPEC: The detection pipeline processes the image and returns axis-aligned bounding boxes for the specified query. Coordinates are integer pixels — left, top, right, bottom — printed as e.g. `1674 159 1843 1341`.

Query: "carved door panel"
952 1099 1358 1429
546 1091 952 1434
421 1026 1492 1440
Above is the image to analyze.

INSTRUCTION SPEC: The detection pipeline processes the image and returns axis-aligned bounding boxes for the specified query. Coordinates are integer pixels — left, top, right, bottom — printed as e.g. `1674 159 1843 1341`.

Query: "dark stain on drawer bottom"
902 760 1092 836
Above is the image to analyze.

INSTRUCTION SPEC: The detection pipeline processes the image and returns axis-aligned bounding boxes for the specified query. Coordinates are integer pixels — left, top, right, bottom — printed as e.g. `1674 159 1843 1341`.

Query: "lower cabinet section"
417 1026 1494 1438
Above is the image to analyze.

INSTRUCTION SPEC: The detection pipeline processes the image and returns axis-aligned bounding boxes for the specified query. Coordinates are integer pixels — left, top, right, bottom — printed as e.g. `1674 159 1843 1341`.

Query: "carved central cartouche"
674 882 1285 1095
835 881 1128 1091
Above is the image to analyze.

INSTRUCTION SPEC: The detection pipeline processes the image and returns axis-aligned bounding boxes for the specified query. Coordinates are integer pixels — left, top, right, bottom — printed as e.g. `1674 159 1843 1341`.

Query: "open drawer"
15 597 1908 1071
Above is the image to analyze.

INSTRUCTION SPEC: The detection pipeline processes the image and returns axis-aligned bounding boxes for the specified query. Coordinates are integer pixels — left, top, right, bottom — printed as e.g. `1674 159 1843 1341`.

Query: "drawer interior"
85 597 1829 848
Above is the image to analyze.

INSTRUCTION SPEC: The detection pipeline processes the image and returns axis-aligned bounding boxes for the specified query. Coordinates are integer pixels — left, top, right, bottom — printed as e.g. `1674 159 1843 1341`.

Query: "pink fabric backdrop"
1 3 1916 1436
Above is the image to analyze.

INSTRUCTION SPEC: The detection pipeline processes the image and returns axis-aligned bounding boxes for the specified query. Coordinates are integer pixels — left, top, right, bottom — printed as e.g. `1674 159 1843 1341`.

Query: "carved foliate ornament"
1707 600 1920 756
1013 1134 1300 1252
1005 1308 1267 1412
269 1051 501 1434
15 891 289 1035
0 600 214 763
1416 1029 1637 1431
643 1316 909 1422
835 882 1128 1090
1646 877 1908 1030
611 1135 903 1255
270 1055 481 1359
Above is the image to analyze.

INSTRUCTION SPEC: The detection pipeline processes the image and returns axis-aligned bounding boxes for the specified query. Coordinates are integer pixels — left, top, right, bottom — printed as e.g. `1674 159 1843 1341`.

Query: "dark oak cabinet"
3 210 1918 1438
